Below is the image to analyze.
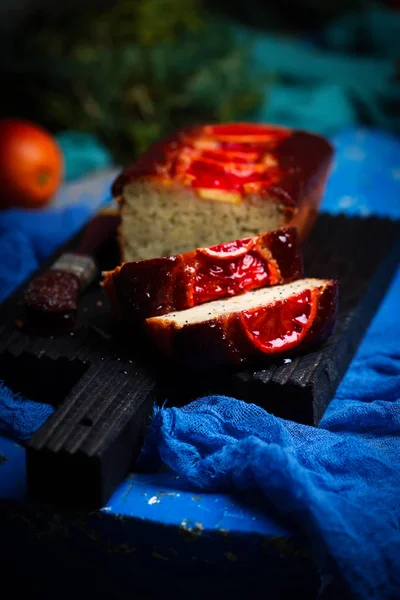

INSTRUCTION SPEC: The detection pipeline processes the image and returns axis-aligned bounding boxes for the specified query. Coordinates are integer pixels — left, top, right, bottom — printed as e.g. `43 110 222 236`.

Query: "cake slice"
102 227 303 321
113 123 333 262
145 278 338 370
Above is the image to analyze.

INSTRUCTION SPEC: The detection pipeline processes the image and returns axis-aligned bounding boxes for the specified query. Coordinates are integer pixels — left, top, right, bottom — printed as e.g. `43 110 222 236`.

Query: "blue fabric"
322 6 400 57
0 230 38 302
240 6 400 135
0 203 94 304
0 383 54 442
55 131 114 182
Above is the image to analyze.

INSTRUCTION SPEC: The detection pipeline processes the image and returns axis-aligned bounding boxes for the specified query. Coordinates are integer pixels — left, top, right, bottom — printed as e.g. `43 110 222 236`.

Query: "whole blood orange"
0 119 64 209
240 289 318 353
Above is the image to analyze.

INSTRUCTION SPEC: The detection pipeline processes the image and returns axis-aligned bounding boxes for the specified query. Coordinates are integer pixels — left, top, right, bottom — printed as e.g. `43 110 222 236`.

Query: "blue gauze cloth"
138 129 400 599
0 383 54 442
55 131 114 182
238 5 400 135
0 204 92 303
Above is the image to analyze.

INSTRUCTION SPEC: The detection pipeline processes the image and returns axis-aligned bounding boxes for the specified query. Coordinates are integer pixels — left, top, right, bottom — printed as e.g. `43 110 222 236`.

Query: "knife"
23 205 120 320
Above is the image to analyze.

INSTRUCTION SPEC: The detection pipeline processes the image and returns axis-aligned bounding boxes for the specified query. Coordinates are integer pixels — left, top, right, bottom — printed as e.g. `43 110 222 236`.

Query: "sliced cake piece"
102 227 303 321
113 122 333 262
146 278 338 370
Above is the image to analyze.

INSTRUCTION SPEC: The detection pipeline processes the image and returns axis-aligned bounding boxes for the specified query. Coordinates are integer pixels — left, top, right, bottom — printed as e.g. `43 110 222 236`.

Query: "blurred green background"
1 0 399 171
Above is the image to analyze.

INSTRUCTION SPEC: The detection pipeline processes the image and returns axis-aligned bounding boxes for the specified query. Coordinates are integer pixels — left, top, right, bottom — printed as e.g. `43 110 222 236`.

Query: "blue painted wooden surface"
0 436 317 598
0 435 293 545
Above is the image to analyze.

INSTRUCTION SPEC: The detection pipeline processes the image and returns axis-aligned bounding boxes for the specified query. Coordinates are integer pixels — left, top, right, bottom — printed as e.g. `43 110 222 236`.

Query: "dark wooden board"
0 214 399 507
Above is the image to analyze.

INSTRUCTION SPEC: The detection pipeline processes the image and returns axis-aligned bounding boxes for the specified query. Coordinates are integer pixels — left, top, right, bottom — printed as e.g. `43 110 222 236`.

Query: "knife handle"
23 253 98 317
51 253 98 291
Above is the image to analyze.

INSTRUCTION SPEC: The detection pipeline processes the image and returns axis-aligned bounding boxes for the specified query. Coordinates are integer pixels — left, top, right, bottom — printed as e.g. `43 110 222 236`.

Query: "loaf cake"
112 123 334 262
145 278 338 370
102 227 303 321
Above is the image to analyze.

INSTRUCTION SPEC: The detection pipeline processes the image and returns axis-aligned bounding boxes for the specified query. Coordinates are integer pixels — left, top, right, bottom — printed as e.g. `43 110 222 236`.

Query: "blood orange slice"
193 252 271 305
188 157 266 178
199 238 254 259
204 123 290 143
195 188 242 203
240 289 318 353
201 149 262 164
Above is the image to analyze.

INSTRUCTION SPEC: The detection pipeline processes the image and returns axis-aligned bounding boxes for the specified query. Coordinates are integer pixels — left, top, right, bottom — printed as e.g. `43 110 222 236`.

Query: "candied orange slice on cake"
240 288 319 353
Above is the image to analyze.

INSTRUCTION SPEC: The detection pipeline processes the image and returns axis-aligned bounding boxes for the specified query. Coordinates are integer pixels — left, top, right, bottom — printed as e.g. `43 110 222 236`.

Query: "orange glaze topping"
112 123 291 200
